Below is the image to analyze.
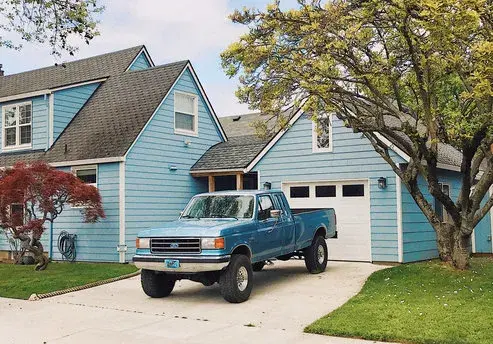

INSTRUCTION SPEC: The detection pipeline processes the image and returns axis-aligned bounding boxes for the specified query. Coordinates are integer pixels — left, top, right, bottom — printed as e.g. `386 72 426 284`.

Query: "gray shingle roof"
0 60 188 166
0 46 144 98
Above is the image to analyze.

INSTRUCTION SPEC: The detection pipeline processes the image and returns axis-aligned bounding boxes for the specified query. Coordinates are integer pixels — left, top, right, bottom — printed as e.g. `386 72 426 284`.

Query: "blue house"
0 45 491 264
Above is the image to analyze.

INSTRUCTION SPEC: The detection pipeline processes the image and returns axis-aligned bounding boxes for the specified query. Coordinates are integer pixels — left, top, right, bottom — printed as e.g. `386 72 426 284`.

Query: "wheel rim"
237 266 249 292
317 244 325 265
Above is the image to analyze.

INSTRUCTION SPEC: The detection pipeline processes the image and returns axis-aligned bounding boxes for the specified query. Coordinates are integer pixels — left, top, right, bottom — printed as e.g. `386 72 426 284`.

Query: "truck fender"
230 243 252 260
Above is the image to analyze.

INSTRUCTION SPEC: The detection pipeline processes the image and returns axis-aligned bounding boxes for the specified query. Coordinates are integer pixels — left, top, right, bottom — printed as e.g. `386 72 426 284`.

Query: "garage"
282 180 371 262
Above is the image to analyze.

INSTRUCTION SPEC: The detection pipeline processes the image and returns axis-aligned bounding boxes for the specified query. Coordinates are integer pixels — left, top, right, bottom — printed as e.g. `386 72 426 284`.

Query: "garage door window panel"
342 184 365 197
290 186 309 198
316 185 336 197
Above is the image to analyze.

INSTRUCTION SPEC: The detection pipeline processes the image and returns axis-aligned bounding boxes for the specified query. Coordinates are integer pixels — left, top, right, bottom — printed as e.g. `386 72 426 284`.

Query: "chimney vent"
0 64 4 76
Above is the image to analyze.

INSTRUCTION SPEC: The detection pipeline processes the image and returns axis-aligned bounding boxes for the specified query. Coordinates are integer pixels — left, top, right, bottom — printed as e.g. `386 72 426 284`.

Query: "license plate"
165 259 180 269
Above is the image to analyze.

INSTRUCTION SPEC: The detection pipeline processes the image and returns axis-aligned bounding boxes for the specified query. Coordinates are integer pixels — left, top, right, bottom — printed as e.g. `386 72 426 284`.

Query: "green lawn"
0 262 138 300
306 257 493 344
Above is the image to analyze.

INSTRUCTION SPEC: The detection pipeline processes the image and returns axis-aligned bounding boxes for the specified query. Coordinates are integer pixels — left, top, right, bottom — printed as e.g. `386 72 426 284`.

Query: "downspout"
49 221 53 259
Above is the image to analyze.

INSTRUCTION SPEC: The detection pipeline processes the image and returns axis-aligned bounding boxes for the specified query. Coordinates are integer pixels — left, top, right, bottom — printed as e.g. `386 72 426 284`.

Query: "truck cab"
133 190 336 303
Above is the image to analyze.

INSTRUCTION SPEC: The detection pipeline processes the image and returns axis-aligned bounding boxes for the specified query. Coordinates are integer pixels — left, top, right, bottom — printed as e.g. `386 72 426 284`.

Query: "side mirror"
270 209 281 218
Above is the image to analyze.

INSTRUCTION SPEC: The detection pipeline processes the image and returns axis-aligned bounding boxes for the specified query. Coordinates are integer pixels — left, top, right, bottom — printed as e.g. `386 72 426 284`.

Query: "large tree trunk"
435 223 470 269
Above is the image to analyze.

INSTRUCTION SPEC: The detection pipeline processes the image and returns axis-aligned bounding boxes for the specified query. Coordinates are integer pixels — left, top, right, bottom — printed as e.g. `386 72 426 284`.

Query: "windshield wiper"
209 214 238 220
181 214 199 219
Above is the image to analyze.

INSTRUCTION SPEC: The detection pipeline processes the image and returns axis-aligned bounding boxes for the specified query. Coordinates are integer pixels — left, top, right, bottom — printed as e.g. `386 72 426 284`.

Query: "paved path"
0 261 395 344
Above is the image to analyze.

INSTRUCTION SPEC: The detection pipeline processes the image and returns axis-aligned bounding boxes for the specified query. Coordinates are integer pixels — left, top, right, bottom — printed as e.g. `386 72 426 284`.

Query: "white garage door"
283 180 371 262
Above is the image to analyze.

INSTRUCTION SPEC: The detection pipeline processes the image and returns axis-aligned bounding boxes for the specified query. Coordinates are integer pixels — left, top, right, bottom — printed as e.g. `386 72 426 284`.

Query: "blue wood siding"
0 96 48 152
124 68 223 259
402 170 493 261
252 114 405 262
53 83 100 142
0 163 120 261
128 52 151 71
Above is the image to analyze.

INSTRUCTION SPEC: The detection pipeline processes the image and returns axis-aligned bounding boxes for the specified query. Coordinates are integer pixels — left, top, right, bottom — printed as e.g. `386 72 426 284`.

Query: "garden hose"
57 231 77 262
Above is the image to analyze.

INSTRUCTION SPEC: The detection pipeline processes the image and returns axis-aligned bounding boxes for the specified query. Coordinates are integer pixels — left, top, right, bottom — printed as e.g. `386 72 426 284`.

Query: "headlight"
201 237 225 249
136 237 150 249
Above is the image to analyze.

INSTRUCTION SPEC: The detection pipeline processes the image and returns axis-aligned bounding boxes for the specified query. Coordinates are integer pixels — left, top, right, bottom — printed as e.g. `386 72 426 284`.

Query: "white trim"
396 173 403 262
2 101 33 151
125 46 155 71
50 156 124 167
0 90 50 103
436 163 461 172
245 109 304 172
72 164 98 188
373 133 411 162
489 187 493 252
49 78 107 92
472 223 477 253
257 170 261 190
174 90 199 136
190 168 244 175
118 161 126 263
0 78 106 104
48 93 54 146
186 63 227 141
312 114 333 153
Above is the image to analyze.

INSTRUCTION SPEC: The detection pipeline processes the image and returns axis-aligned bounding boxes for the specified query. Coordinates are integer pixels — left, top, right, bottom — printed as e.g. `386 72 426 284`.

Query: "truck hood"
137 219 253 238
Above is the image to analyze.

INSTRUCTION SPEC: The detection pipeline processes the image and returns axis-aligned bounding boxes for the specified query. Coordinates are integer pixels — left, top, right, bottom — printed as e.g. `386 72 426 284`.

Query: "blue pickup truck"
133 190 336 303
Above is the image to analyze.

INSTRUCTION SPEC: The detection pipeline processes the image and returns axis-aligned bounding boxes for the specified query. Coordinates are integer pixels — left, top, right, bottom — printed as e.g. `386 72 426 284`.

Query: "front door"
254 195 284 260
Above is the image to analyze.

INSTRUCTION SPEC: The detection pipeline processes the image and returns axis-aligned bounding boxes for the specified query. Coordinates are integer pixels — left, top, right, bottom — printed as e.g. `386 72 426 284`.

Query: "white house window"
312 114 333 153
10 204 24 227
174 91 198 135
2 102 32 150
434 183 450 223
73 166 97 187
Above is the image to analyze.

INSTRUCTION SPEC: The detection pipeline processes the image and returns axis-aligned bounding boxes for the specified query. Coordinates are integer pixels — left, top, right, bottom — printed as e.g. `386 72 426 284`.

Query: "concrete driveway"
0 261 391 344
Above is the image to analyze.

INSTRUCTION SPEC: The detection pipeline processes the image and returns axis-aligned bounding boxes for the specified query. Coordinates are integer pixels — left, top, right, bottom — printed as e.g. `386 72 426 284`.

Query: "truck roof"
196 189 283 197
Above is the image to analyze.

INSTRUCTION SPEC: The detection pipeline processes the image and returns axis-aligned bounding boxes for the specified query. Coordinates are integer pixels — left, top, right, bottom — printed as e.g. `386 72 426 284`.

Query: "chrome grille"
150 238 201 254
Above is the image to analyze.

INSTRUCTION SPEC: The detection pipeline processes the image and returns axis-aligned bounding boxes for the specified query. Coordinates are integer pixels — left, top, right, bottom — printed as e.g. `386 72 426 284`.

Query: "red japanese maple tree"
0 162 105 270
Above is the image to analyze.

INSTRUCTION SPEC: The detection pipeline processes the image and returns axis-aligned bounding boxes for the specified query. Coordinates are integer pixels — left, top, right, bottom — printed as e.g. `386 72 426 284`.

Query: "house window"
290 186 310 198
10 204 24 227
73 166 97 187
316 185 336 197
312 114 333 153
2 102 32 150
435 183 450 223
174 91 198 135
342 184 365 197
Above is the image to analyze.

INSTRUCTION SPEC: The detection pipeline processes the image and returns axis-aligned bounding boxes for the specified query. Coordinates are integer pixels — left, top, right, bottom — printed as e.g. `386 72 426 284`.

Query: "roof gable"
0 46 144 99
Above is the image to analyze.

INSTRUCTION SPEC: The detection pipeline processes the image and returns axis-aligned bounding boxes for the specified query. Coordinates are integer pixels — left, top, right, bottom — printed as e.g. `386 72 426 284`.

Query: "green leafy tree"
0 0 103 56
222 0 493 269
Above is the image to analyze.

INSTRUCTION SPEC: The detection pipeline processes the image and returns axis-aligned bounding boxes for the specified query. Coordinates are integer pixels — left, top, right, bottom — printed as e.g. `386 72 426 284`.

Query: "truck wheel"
304 235 328 274
141 269 175 298
219 254 253 303
252 261 266 272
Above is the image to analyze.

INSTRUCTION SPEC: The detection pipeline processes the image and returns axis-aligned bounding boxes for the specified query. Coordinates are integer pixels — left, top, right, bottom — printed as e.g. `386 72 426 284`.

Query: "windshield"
182 195 255 219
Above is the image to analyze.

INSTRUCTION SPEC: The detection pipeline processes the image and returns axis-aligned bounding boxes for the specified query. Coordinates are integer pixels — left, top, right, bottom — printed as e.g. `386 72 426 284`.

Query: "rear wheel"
252 261 266 272
141 269 175 298
219 254 253 303
304 235 328 274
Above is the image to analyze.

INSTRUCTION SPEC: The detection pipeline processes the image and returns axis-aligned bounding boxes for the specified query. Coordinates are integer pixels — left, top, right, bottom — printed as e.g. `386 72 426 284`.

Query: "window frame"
174 91 199 136
312 113 333 153
435 183 451 223
72 165 98 188
257 194 275 221
10 203 25 228
2 101 33 151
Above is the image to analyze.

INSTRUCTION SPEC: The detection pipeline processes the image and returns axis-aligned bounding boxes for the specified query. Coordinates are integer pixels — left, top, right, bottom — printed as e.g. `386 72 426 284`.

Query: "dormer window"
312 113 333 153
174 91 198 136
2 102 32 151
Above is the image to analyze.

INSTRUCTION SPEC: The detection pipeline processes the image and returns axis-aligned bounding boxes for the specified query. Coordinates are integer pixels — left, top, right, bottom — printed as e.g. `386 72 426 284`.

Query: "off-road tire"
219 254 253 303
252 261 266 272
141 269 175 298
303 235 328 274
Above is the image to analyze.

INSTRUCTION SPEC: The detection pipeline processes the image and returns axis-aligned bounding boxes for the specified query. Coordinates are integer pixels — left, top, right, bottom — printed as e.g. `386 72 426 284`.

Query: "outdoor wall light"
377 177 387 189
263 182 272 190
169 165 177 171
184 139 192 147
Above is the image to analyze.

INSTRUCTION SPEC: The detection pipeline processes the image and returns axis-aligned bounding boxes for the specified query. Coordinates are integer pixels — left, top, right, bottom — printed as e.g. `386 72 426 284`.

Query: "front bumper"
132 255 230 273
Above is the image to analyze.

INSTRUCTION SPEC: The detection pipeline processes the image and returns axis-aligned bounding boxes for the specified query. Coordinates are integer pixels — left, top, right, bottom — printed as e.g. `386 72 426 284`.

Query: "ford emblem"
170 243 179 248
